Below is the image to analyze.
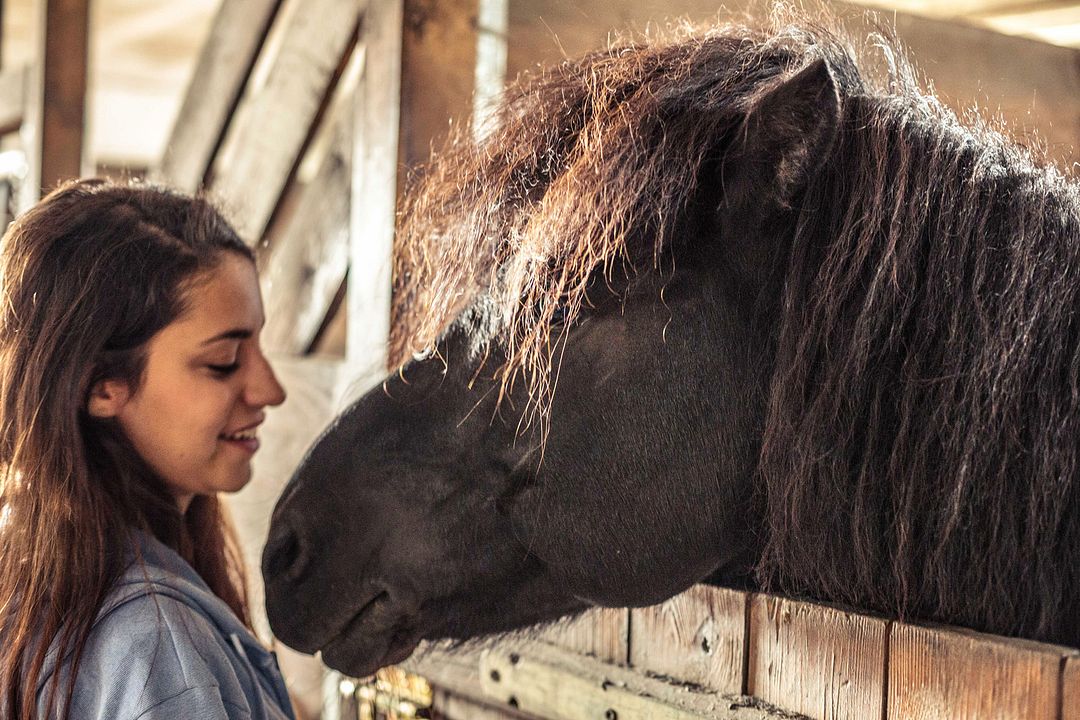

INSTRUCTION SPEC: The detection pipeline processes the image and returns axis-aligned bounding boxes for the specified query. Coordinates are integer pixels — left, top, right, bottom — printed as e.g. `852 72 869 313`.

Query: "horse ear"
721 57 840 212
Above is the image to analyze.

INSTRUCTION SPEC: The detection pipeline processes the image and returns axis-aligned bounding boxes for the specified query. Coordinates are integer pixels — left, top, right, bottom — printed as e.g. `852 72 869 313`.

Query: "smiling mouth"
219 429 260 452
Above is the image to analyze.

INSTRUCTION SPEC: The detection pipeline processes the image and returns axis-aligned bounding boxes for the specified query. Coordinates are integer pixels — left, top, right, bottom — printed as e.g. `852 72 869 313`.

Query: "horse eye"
550 305 568 326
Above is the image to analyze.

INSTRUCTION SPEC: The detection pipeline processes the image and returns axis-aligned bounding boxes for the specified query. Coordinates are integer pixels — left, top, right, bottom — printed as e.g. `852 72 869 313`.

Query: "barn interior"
2 0 1079 718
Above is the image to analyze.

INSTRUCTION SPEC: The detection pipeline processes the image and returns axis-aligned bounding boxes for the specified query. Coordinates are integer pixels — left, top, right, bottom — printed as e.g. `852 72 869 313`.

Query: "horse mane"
391 7 1080 642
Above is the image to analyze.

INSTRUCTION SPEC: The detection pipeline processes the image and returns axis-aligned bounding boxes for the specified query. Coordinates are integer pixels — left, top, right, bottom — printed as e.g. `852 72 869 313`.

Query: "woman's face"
106 253 286 512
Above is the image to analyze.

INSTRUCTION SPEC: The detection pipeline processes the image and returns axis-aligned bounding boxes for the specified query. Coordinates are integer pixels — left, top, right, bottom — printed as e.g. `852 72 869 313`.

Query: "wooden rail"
406 585 1080 720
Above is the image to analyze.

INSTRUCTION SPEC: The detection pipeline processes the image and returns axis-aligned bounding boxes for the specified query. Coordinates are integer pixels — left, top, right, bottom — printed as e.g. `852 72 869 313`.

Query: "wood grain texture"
156 0 282 191
747 595 887 720
630 586 747 695
888 622 1071 719
432 687 541 720
539 607 629 665
208 0 362 241
479 644 796 720
1063 656 1080 720
259 84 352 355
348 0 400 370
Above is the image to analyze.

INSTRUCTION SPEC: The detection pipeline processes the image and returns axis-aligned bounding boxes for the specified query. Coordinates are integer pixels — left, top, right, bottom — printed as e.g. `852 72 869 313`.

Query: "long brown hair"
0 179 256 719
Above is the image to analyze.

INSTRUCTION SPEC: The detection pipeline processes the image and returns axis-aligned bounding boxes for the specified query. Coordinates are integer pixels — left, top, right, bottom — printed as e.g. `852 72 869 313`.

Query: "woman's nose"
247 353 287 407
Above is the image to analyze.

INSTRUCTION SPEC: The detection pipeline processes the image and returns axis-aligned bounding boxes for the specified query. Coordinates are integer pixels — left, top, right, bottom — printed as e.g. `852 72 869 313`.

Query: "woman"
0 179 294 719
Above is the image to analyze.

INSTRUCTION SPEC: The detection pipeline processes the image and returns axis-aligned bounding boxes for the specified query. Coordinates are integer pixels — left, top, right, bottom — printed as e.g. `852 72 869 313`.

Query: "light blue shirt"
37 530 297 719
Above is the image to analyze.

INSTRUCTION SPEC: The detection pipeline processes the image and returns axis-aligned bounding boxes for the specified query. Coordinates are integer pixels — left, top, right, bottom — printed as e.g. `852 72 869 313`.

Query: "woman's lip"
221 436 260 453
223 418 264 435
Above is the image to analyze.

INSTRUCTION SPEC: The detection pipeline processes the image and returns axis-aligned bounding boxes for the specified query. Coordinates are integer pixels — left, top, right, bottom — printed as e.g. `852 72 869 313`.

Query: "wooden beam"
346 0 481 374
629 586 746 696
0 65 26 135
747 595 888 720
408 640 789 720
207 0 362 243
156 0 282 192
433 688 539 720
888 622 1074 719
259 53 357 356
347 0 400 373
25 0 88 202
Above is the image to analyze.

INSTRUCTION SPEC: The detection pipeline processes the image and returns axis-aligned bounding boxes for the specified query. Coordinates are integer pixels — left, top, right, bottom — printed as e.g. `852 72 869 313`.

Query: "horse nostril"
263 522 309 583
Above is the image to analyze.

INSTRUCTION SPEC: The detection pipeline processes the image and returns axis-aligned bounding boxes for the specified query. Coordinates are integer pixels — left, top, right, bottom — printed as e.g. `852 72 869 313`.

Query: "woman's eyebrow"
200 328 253 345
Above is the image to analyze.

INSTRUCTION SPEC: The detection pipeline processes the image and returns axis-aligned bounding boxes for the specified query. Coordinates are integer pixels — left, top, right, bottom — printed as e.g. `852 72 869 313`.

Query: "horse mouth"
319 590 422 676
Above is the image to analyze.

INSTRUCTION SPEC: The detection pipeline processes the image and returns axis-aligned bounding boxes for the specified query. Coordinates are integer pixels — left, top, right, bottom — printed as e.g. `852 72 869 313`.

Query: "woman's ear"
86 379 131 418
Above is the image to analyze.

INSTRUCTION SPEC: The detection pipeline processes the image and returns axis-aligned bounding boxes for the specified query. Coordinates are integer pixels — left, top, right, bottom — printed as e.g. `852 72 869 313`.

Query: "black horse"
262 15 1080 677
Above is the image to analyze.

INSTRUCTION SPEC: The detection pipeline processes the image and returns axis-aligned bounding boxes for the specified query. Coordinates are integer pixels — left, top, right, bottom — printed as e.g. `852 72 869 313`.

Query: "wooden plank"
156 0 282 192
540 607 629 665
747 595 886 720
1064 656 1080 720
259 73 355 355
479 644 795 720
208 0 362 242
432 688 540 720
630 586 747 695
0 65 26 135
408 637 792 719
888 622 1073 719
347 0 400 372
26 0 88 200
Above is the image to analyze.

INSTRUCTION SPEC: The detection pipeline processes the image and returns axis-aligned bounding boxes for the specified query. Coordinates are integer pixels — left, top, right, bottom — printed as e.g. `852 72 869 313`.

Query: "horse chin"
316 592 424 676
320 632 422 677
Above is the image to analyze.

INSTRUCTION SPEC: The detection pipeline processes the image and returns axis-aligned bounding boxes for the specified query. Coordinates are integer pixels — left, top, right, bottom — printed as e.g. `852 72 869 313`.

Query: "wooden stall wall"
410 586 1080 720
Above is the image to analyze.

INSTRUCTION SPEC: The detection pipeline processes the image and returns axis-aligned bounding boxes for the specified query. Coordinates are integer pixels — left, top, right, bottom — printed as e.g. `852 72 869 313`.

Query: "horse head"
263 19 1080 676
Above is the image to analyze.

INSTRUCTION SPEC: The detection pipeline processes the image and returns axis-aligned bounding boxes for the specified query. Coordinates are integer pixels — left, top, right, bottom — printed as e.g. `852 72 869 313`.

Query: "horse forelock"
392 8 871 417
390 5 1080 642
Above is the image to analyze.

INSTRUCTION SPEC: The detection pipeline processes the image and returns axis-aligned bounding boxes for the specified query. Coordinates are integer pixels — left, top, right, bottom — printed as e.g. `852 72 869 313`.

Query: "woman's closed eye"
207 362 240 376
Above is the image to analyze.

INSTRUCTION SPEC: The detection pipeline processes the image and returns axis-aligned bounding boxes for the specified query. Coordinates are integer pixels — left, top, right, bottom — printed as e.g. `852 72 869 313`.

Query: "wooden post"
23 0 89 206
346 0 402 380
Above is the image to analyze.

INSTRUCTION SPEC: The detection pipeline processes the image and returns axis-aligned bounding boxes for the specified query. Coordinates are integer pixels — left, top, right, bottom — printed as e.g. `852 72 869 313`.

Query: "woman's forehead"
165 256 264 345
